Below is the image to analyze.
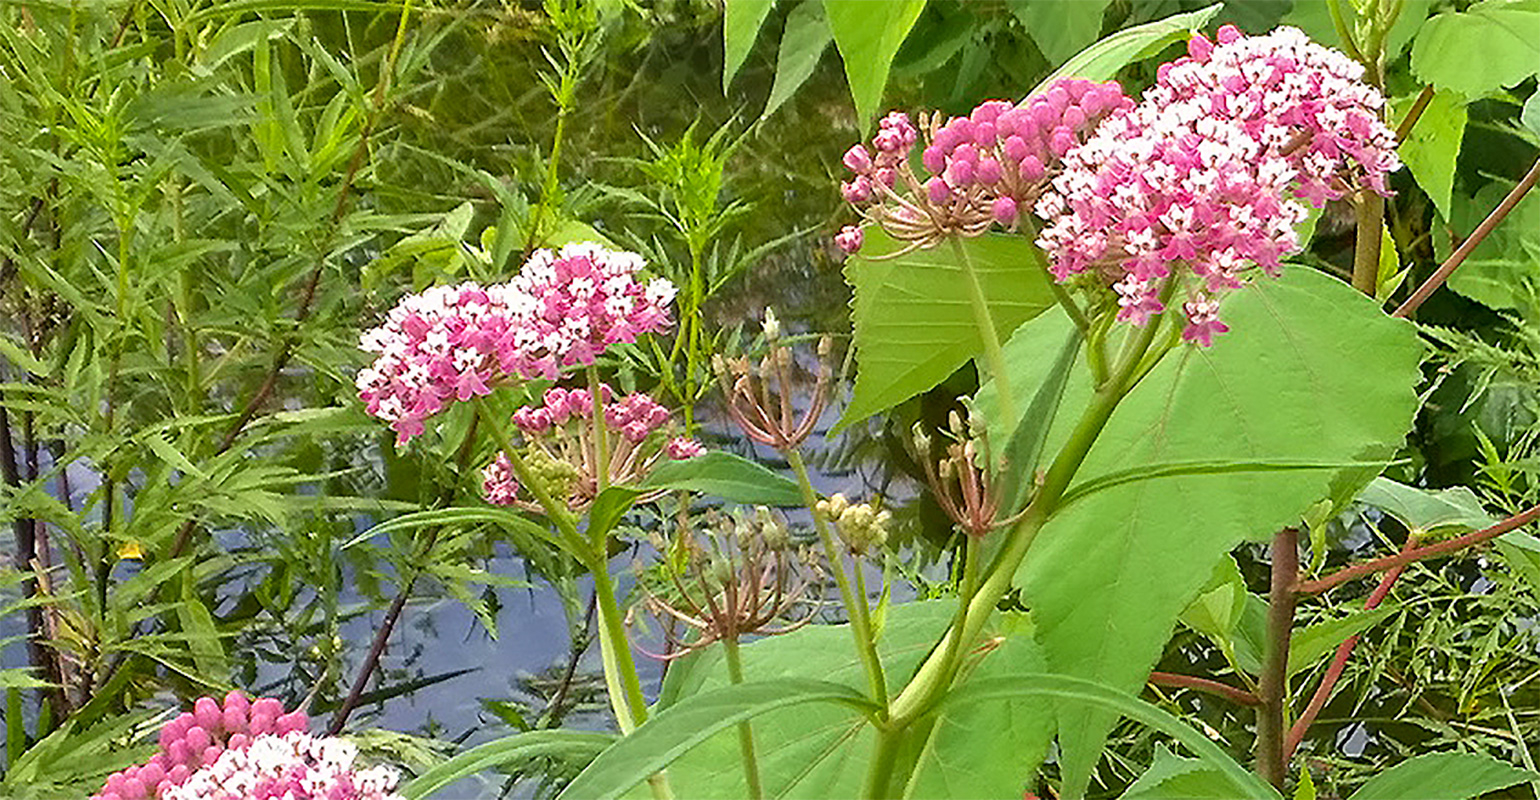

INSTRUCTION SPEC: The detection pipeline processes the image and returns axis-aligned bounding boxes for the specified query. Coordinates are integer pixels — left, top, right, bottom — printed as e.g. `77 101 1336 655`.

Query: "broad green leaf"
942 675 1278 800
1121 746 1239 799
1007 0 1113 67
1015 268 1422 796
1357 477 1496 537
823 0 927 133
558 679 876 800
1523 89 1540 137
1445 180 1540 313
838 230 1056 432
1411 0 1540 98
643 601 953 798
1394 89 1467 220
1346 752 1539 800
402 731 616 799
724 0 777 91
640 451 802 505
905 625 1053 800
1287 606 1397 677
762 0 834 120
1038 3 1222 88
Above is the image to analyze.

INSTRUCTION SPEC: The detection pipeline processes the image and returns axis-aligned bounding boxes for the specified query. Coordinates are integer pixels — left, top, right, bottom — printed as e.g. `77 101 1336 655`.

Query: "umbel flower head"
836 78 1132 257
480 383 703 511
1034 25 1400 345
91 692 401 800
357 243 675 444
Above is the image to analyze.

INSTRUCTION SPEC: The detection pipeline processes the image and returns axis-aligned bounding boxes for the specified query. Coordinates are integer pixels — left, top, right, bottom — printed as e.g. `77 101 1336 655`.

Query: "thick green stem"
950 237 1016 426
888 303 1172 726
723 637 765 800
787 448 888 711
592 561 650 733
862 724 907 800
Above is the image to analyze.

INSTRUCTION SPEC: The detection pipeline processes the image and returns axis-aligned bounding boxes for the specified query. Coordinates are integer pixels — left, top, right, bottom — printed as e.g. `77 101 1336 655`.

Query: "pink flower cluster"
158 733 401 800
483 384 703 509
92 693 338 800
836 79 1132 255
1034 25 1400 345
357 243 675 444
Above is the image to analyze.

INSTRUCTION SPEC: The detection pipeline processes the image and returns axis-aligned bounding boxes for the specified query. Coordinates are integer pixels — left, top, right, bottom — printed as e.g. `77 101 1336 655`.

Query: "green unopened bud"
755 505 791 550
833 499 889 555
911 423 932 457
816 492 850 522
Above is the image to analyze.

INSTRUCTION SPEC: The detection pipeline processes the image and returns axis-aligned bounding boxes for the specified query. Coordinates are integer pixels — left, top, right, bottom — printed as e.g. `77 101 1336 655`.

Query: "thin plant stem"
589 365 611 496
950 237 1016 426
786 448 888 711
1394 86 1436 143
1295 501 1540 594
1284 537 1414 759
1394 155 1540 318
722 636 765 800
1148 672 1261 707
1256 527 1299 790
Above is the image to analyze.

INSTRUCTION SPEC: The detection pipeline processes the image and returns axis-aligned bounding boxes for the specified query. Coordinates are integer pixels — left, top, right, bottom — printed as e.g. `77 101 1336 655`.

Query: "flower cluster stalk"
951 237 1016 426
787 449 889 711
722 637 765 800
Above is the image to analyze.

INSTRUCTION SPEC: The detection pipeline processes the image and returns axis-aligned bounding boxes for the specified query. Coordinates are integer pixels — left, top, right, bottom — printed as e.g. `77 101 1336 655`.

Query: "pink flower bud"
926 176 951 205
276 710 308 735
992 197 1019 225
835 225 864 254
973 122 997 148
185 726 211 755
1048 127 1077 157
194 697 222 733
1018 155 1046 183
944 158 974 187
1188 33 1214 62
841 178 872 204
1003 136 1030 164
976 158 1002 185
1216 24 1242 44
874 167 896 188
842 144 872 174
666 437 705 459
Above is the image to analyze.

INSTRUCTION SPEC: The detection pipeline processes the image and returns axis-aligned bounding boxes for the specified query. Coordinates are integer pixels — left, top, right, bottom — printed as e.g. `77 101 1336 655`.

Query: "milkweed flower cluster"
1034 25 1400 345
836 78 1132 256
357 243 675 444
481 384 703 511
91 693 400 800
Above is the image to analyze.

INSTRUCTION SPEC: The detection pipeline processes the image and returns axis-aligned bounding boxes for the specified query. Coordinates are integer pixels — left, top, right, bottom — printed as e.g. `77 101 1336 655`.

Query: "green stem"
862 724 907 800
936 534 984 690
787 448 888 711
723 636 765 800
588 365 611 498
950 237 1016 427
1022 218 1091 335
1351 192 1385 297
888 299 1171 726
478 399 667 800
1256 528 1299 790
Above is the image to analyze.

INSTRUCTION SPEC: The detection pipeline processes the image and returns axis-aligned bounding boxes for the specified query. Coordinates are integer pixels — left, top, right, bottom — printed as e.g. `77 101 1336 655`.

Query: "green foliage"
1038 4 1222 87
723 0 778 92
1010 268 1423 796
1344 752 1538 800
1394 89 1467 222
824 0 928 133
839 230 1056 431
1411 0 1540 98
1006 0 1113 67
763 1 834 121
402 730 617 800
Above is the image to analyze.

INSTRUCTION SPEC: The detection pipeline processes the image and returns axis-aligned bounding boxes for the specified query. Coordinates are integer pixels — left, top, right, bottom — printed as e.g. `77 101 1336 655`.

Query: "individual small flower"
836 79 1131 257
1034 25 1400 345
480 383 696 511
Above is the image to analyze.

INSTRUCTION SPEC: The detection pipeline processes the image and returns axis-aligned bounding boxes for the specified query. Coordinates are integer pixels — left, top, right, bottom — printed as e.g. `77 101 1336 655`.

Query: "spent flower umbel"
1034 25 1400 345
716 310 835 452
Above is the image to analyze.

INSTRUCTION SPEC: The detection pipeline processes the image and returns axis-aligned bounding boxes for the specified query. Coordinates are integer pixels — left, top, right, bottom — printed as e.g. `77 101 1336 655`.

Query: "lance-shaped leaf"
824 0 926 133
1346 752 1538 800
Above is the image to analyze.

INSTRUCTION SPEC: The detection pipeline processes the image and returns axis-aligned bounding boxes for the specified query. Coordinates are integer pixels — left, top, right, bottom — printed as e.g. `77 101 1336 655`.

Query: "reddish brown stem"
1295 502 1540 595
1394 155 1540 318
1148 671 1261 707
1256 528 1299 790
1394 86 1436 143
1285 538 1414 759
